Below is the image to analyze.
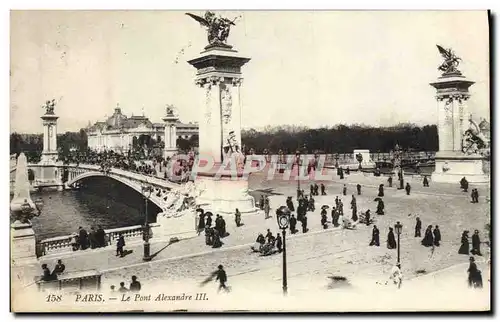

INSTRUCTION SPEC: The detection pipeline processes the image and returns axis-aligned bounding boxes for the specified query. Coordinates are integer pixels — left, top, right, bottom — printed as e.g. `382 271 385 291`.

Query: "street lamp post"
276 206 291 296
395 221 403 264
295 151 301 200
141 184 154 262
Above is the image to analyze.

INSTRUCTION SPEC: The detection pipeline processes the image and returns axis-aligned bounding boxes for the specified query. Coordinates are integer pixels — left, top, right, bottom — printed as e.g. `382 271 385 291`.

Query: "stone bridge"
11 163 181 212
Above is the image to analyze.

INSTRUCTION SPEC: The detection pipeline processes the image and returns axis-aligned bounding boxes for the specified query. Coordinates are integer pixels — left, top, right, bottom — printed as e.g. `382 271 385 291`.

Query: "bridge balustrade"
37 223 159 257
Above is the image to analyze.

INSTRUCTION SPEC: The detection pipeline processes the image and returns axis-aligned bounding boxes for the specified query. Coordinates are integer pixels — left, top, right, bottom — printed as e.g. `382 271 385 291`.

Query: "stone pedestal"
431 151 489 183
11 221 37 262
188 45 259 216
163 110 179 159
154 213 198 240
353 149 376 169
195 168 257 215
429 72 488 183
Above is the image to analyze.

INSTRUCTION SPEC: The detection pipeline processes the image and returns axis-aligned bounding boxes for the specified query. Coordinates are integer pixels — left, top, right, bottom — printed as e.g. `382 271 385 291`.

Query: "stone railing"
37 223 159 258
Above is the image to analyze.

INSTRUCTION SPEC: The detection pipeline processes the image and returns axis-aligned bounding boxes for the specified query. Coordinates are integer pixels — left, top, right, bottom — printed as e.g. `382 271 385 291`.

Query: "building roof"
87 106 198 132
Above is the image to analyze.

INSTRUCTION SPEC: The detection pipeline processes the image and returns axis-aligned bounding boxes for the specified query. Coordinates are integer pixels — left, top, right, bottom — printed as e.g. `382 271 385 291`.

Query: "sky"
10 10 490 133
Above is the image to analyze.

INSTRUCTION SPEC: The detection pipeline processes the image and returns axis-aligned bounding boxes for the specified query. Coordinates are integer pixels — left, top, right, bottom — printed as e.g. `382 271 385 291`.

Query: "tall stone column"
188 45 259 215
163 106 179 159
430 47 488 183
38 101 63 190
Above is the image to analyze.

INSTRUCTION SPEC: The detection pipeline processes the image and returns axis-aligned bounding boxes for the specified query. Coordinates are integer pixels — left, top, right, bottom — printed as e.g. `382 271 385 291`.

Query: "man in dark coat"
310 184 315 196
302 215 308 233
460 177 468 192
116 233 125 257
265 229 273 242
220 216 227 237
321 212 328 229
370 225 380 246
356 184 362 195
339 168 344 179
365 210 371 226
205 213 213 228
405 183 411 195
96 225 106 247
289 215 297 234
423 176 429 187
467 257 482 288
471 230 482 256
378 184 384 197
286 197 295 212
276 233 283 253
259 195 265 210
388 176 393 188
415 217 422 237
321 183 326 195
197 209 206 233
331 208 338 227
342 184 347 196
216 265 229 293
215 214 221 231
433 225 441 246
308 196 315 212
314 183 319 196
89 227 97 249
52 259 66 275
387 227 397 249
79 227 89 250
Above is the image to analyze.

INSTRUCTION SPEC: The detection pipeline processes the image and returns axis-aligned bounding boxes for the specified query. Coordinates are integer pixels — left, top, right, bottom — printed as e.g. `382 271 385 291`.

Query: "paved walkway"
13 170 490 302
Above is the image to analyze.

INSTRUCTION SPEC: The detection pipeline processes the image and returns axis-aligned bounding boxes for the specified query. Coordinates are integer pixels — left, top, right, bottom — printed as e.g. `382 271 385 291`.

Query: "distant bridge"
11 163 181 211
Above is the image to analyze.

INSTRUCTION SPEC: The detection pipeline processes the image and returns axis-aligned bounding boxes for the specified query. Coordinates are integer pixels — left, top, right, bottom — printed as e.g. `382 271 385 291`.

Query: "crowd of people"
70 226 107 251
196 209 228 249
60 149 196 182
110 275 142 293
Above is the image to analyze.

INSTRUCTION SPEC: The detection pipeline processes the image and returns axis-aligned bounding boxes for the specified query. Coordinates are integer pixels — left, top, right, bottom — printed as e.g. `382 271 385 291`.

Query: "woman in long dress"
421 225 434 247
458 230 470 255
387 227 397 249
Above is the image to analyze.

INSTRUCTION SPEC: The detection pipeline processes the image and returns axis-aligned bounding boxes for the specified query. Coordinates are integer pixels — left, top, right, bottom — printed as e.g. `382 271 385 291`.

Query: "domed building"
86 104 198 154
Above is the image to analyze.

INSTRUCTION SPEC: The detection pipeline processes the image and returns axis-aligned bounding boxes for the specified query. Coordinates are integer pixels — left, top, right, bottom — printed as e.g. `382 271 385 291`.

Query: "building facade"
86 105 198 153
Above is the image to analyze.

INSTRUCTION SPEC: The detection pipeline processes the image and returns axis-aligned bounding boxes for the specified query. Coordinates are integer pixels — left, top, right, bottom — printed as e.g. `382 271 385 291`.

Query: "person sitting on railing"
41 264 57 282
52 259 65 275
118 282 128 293
129 275 141 292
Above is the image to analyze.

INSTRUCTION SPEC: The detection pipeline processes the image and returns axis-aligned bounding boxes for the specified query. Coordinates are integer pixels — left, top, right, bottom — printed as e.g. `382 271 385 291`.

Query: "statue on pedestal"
462 114 489 155
166 104 177 117
186 11 238 47
436 45 462 75
42 99 56 115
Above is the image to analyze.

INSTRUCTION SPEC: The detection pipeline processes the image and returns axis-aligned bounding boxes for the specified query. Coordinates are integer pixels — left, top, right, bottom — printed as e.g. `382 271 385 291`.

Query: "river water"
26 177 161 240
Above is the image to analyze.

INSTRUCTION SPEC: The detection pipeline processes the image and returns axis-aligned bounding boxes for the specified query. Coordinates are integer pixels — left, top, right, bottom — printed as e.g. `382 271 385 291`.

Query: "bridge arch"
66 171 166 211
